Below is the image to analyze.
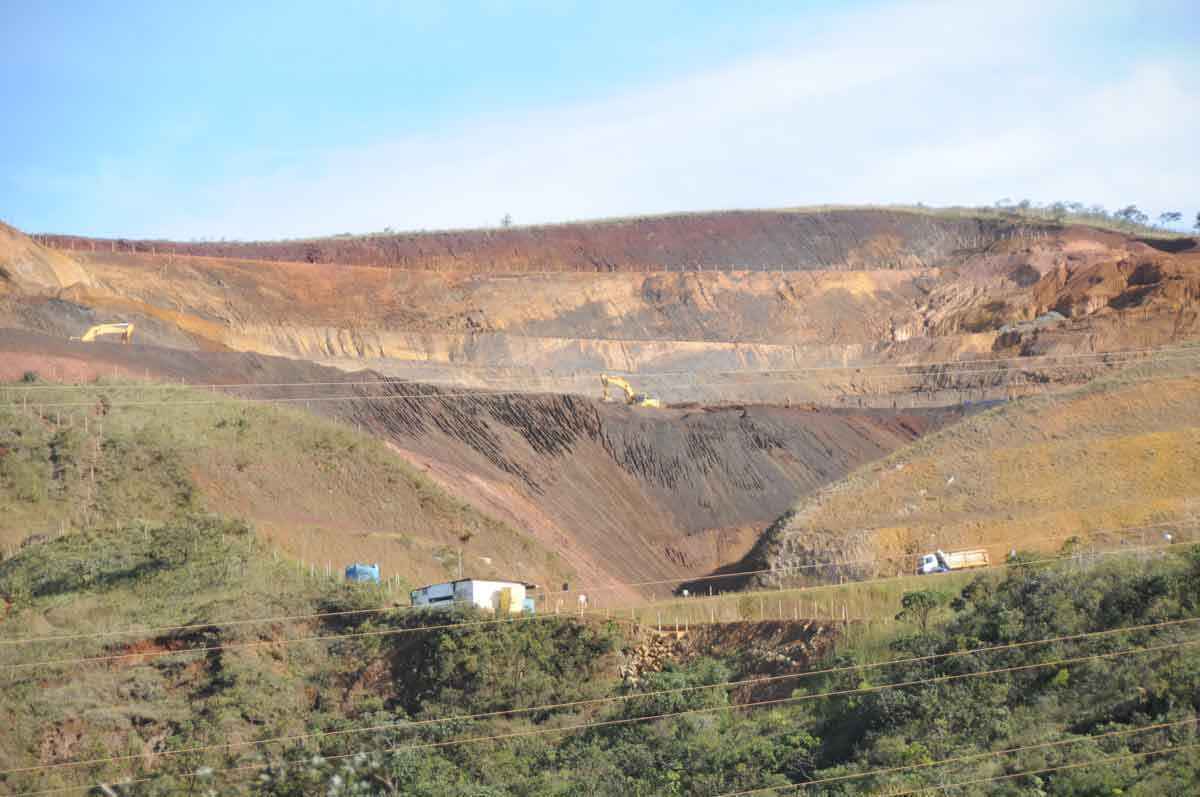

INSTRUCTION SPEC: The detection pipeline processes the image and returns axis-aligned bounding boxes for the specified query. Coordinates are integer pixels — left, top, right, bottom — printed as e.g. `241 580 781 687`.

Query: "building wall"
411 579 526 614
465 580 526 614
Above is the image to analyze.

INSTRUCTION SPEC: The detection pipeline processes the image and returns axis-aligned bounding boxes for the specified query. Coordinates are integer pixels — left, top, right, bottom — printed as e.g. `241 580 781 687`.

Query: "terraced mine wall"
12 215 1199 410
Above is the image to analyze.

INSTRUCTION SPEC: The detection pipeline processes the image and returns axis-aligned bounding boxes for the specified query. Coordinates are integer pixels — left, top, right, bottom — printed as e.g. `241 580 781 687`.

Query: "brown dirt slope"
0 329 958 597
741 359 1200 587
0 222 92 295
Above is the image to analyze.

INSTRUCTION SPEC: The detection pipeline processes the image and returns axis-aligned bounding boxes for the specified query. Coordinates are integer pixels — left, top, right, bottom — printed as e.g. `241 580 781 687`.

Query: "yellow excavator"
71 322 135 344
600 374 662 408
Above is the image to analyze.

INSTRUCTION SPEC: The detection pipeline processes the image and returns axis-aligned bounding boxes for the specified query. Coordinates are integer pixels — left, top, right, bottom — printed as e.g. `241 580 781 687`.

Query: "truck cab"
917 553 950 575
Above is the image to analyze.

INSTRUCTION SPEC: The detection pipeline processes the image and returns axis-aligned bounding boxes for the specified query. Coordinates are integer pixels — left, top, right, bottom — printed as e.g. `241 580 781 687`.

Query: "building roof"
412 578 538 591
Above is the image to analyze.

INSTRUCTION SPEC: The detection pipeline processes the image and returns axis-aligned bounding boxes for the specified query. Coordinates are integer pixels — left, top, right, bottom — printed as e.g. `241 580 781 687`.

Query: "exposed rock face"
0 222 93 294
619 620 836 697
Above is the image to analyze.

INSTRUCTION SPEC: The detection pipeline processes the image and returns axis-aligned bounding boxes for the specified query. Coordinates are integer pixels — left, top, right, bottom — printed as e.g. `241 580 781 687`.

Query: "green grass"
619 570 978 630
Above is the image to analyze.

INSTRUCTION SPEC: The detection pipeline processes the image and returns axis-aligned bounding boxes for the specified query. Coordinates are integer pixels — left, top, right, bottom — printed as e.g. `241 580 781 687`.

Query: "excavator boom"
73 322 134 343
600 374 662 408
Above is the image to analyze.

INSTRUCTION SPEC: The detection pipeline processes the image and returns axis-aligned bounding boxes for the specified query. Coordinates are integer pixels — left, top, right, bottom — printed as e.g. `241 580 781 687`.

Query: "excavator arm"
600 374 636 402
73 322 134 343
600 374 662 408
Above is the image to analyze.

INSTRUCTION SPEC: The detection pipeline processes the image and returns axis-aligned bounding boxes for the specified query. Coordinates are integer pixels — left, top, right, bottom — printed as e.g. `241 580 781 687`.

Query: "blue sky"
2 0 1197 239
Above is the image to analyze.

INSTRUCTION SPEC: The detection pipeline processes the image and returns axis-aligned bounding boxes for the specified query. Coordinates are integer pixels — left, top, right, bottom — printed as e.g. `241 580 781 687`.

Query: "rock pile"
619 629 688 684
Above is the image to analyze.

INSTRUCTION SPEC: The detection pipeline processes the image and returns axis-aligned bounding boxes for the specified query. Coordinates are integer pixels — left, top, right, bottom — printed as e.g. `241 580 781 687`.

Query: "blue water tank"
345 563 380 583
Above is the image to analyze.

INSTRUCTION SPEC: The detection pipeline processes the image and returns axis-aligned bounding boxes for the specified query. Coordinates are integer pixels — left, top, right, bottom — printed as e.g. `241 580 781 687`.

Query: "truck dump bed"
944 549 989 569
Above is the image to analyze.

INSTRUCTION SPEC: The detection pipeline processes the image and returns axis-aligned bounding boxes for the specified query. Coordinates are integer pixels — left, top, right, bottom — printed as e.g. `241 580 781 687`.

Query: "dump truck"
600 374 662 408
917 548 989 575
71 322 135 343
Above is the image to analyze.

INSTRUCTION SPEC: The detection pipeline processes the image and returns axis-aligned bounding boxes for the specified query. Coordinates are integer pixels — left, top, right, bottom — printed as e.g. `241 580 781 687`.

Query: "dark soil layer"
40 208 1017 271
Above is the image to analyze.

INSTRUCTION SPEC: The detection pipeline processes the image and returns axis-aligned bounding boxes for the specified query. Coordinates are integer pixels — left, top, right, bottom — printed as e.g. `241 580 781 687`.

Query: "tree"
501 213 513 228
896 590 946 633
1194 211 1200 233
1158 211 1182 228
1115 204 1149 227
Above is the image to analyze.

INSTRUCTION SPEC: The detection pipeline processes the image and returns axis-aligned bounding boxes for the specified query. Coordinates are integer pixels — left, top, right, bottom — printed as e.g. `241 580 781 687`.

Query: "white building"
409 578 534 615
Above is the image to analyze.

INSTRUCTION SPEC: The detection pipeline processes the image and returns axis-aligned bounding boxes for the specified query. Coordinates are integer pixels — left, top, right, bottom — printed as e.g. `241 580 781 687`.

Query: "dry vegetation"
747 361 1200 583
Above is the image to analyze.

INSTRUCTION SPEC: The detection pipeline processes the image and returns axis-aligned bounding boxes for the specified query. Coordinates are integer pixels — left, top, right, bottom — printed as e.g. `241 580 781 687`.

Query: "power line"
2 517 1192 648
14 349 1200 397
7 355 1197 411
2 542 1190 672
2 535 1190 672
7 616 1195 777
6 343 1197 392
713 717 1199 796
13 531 1199 723
5 351 1198 411
12 636 1198 795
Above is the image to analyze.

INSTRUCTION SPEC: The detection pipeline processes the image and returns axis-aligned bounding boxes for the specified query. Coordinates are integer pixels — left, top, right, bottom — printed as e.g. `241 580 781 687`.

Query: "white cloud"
80 0 1200 237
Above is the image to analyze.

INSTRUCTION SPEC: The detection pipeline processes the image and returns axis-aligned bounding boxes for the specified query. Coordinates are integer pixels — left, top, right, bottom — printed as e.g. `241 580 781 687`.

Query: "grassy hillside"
0 378 573 590
2 518 1199 794
741 363 1200 586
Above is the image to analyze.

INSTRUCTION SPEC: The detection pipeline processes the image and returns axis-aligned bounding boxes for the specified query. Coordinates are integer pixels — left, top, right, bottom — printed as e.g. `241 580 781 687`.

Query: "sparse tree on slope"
896 589 946 634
